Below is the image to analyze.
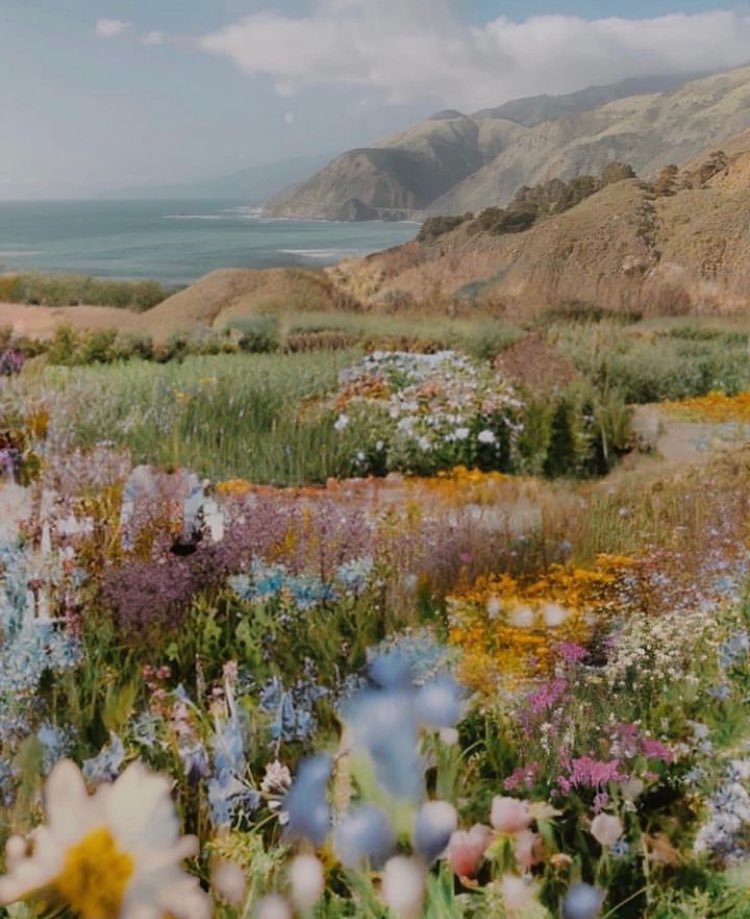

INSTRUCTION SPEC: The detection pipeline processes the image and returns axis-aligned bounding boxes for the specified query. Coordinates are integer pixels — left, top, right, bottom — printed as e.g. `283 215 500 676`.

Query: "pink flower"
446 825 491 878
491 797 531 834
513 829 541 869
641 739 674 763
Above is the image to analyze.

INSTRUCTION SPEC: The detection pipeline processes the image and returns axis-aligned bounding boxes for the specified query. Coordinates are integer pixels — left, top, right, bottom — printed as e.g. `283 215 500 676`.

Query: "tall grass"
229 311 523 360
39 351 361 484
550 318 750 402
0 273 171 311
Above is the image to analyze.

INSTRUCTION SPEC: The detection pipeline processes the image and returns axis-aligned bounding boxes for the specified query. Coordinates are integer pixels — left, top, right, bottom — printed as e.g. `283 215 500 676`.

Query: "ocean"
0 199 418 286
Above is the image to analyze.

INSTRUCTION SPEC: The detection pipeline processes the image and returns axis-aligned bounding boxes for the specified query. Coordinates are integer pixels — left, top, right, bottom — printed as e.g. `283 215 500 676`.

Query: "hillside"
263 111 526 221
266 67 750 221
6 136 750 344
264 74 693 221
431 67 750 215
329 142 750 319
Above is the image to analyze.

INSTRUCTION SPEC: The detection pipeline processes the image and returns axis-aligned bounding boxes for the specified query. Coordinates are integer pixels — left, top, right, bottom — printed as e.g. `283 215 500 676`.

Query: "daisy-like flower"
0 758 210 919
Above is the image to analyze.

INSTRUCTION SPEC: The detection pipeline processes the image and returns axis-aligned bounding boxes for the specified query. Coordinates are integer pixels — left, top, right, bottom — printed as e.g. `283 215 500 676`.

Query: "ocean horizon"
0 199 418 287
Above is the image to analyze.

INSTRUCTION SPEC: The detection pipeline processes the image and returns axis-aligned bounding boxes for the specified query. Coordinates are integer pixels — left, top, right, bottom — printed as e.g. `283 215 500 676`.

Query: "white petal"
0 860 54 903
45 760 91 840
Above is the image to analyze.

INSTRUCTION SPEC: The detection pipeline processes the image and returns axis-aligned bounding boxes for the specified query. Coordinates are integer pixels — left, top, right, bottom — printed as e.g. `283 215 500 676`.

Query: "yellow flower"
0 759 210 919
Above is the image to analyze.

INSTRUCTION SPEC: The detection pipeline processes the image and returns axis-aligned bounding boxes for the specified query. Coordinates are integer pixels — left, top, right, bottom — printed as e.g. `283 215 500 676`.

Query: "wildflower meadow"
2 324 750 919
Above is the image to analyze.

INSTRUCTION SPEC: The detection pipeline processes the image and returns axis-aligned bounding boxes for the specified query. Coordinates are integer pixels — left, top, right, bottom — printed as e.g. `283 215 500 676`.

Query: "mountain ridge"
264 67 750 221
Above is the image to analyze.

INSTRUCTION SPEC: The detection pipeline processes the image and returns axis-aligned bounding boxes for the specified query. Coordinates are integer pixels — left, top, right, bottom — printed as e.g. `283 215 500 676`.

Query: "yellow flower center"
54 827 134 919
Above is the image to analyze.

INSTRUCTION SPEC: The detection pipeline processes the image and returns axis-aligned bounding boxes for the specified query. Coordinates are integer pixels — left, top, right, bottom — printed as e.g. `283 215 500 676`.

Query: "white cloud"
94 18 131 39
284 111 295 126
197 4 750 111
141 31 166 46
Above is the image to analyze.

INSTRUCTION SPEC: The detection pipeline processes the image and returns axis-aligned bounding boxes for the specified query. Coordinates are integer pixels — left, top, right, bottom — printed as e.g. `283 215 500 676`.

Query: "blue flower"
284 754 332 845
83 732 125 784
333 804 395 868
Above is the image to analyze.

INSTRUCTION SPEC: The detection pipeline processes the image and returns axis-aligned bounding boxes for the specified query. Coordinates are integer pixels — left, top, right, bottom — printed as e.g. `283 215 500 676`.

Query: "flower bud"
490 796 531 834
446 824 491 878
289 855 324 910
562 883 605 919
256 894 293 919
210 858 247 906
412 800 458 862
590 814 624 848
381 856 425 919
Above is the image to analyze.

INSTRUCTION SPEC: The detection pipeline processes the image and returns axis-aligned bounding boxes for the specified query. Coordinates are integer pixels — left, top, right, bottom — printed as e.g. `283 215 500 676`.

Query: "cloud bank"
94 18 131 39
198 2 750 110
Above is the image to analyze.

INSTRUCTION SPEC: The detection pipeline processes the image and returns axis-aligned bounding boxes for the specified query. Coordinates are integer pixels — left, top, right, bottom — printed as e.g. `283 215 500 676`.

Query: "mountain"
263 111 526 220
328 138 750 318
471 73 705 127
265 68 750 221
100 154 331 203
430 67 750 215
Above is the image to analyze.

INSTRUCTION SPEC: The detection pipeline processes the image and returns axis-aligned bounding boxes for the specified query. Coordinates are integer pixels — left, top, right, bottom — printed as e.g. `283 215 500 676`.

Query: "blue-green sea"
0 200 417 285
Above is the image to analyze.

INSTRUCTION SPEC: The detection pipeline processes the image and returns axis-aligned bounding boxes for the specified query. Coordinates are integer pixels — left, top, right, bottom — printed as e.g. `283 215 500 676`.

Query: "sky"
3 0 750 197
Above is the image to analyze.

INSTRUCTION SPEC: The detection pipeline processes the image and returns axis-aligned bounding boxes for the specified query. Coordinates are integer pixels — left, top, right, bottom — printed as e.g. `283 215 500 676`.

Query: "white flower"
542 602 569 628
0 759 210 919
289 855 324 910
381 856 425 919
590 814 624 847
478 429 496 445
211 858 247 906
454 427 470 441
509 604 535 628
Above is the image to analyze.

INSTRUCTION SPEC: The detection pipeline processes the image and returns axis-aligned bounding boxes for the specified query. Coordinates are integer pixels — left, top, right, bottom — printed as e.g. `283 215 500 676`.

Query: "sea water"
0 200 417 286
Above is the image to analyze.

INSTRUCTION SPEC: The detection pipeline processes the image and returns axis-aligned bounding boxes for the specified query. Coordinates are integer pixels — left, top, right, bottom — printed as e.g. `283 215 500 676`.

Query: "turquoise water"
0 200 417 285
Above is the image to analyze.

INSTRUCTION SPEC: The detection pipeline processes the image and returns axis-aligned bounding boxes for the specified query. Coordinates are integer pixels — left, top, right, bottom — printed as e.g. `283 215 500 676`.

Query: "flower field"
2 341 750 919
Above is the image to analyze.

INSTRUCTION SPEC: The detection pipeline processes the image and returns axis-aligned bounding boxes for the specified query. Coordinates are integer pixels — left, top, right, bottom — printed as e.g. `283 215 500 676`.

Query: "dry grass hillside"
431 66 750 214
331 144 750 319
5 138 750 344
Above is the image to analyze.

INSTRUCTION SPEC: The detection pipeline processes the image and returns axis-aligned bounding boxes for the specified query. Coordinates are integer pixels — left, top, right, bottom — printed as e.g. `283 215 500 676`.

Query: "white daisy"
0 759 210 919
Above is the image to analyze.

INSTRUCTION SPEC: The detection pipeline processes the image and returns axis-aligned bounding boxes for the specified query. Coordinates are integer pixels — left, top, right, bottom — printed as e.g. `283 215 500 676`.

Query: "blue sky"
2 1 750 197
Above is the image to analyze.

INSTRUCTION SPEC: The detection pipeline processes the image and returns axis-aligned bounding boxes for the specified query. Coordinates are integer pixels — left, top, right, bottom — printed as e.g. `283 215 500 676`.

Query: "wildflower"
333 804 395 868
381 856 425 919
284 754 331 845
256 894 293 919
501 874 536 914
562 883 605 919
513 829 541 869
289 855 324 910
590 814 624 847
414 674 463 729
0 759 209 919
211 858 247 906
478 429 497 445
82 732 125 785
412 800 458 863
446 825 491 879
490 796 531 834
333 414 349 432
542 602 568 628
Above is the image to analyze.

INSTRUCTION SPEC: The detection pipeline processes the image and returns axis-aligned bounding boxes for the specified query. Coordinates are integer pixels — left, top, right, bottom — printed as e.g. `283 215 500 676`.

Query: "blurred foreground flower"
0 759 210 919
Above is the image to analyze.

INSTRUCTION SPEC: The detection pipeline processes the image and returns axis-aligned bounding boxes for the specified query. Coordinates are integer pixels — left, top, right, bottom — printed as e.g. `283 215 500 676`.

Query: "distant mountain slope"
263 111 526 221
101 155 330 203
431 67 750 215
265 67 750 221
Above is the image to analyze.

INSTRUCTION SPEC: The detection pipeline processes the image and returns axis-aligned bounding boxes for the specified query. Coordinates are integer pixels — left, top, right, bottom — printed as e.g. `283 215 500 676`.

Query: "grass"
38 350 362 484
0 273 172 311
228 311 523 360
549 317 750 402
